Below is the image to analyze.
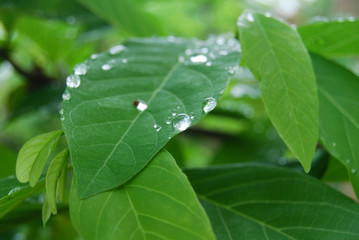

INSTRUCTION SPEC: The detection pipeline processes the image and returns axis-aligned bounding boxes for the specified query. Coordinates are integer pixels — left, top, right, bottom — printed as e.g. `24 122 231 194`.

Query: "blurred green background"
0 0 358 239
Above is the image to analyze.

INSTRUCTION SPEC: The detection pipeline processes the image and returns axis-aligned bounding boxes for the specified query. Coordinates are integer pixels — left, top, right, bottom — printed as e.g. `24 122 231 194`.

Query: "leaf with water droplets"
0 175 45 218
311 54 359 196
185 163 359 240
238 11 319 172
61 36 241 198
70 150 215 240
299 19 359 57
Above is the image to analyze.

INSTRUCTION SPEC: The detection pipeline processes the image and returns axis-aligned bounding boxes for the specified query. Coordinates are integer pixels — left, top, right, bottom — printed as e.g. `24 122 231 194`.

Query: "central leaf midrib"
84 60 182 193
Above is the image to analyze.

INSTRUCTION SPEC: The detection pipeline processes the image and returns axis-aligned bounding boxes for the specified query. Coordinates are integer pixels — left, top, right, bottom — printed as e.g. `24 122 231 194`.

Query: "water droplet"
101 64 112 71
122 58 128 63
178 56 185 62
154 124 158 128
332 142 336 147
109 45 126 55
173 114 191 131
172 113 176 117
352 169 356 174
264 12 272 17
8 187 22 196
206 62 212 67
346 159 351 164
246 13 254 22
190 55 207 64
219 50 228 56
62 90 71 101
166 120 171 125
155 125 162 132
91 54 98 59
74 63 87 75
59 109 65 120
133 100 148 111
201 48 209 54
202 97 217 113
66 74 81 88
227 66 236 75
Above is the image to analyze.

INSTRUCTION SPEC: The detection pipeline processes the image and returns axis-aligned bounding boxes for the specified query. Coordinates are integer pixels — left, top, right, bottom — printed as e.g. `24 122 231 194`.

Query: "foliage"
1 0 359 239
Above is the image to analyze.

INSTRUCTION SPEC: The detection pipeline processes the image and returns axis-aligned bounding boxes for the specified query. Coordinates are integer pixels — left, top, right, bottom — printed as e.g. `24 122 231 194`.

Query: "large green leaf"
238 12 319 171
16 130 63 187
311 54 359 195
70 150 215 240
62 36 240 198
0 176 44 218
299 19 359 57
185 163 359 240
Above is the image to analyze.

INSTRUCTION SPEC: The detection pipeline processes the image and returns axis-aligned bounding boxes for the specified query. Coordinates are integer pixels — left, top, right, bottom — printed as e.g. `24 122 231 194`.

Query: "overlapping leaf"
311 54 359 196
238 11 319 172
186 163 359 240
70 150 215 240
0 176 44 218
62 36 240 198
16 130 63 187
299 19 359 57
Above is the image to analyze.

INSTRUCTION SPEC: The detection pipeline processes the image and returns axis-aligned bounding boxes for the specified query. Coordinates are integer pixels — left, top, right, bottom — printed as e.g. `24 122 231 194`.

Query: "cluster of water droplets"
309 15 357 24
178 33 241 71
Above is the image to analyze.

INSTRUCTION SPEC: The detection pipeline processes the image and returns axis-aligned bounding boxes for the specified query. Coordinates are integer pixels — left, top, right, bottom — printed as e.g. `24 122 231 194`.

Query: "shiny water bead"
173 114 191 131
202 97 217 113
66 74 80 88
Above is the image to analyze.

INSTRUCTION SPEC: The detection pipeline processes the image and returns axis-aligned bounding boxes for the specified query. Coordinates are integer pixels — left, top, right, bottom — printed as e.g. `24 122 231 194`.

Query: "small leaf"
42 195 52 226
57 160 68 202
299 19 359 57
46 149 69 214
70 150 215 240
311 53 359 196
16 130 63 187
186 163 359 239
238 11 319 171
62 36 240 198
0 176 44 218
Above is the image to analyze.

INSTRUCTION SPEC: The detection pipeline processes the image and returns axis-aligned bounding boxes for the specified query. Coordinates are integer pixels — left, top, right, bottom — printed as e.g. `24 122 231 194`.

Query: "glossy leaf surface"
186 163 359 240
238 12 319 171
311 54 359 195
299 19 359 57
62 36 240 198
70 150 215 240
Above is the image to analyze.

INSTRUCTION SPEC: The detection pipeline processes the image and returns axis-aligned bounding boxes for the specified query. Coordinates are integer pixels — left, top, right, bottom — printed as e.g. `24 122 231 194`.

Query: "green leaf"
70 150 215 240
299 19 359 57
185 163 359 240
42 195 51 226
46 149 69 214
0 176 44 218
62 36 240 198
16 130 63 186
57 160 68 202
311 54 359 195
238 12 319 172
78 0 163 36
